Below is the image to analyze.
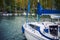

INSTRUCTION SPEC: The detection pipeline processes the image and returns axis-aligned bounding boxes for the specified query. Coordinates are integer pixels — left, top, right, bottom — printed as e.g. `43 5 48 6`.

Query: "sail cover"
37 2 60 15
37 2 43 15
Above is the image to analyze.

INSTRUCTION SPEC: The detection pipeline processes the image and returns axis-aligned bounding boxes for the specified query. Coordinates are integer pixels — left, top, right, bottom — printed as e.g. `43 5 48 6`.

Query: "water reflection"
0 26 6 40
0 16 3 23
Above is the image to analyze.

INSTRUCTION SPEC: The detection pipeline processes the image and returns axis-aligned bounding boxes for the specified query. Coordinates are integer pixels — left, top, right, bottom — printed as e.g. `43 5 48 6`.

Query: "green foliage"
55 0 60 9
0 0 3 7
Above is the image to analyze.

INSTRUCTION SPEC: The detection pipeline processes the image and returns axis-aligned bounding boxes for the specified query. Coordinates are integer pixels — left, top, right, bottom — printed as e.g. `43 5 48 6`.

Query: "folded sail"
37 2 60 15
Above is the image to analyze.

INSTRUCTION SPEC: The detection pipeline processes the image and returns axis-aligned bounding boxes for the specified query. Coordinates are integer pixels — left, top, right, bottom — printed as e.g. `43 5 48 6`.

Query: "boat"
22 0 60 40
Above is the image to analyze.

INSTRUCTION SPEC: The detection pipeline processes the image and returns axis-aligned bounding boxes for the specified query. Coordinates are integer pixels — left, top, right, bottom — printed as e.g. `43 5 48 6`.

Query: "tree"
0 0 4 11
55 0 60 9
0 0 3 8
39 0 52 9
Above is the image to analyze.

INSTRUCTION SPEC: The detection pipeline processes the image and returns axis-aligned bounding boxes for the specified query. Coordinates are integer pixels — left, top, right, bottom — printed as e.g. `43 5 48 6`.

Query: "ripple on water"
0 16 27 40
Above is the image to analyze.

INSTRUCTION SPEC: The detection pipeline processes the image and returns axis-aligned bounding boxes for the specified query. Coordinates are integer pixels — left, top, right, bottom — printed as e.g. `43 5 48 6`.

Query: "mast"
38 0 39 2
37 0 41 22
26 0 30 22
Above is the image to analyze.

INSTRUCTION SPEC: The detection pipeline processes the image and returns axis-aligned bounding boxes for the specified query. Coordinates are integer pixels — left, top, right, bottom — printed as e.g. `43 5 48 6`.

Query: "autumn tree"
55 0 60 9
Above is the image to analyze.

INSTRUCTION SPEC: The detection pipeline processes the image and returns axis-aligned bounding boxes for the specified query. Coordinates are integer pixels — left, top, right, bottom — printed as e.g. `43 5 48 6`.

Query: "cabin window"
49 25 58 36
29 24 38 29
29 24 40 32
59 27 60 32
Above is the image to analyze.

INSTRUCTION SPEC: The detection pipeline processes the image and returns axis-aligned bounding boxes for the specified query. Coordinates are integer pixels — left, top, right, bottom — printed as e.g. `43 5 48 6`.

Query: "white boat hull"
24 30 45 40
22 22 60 40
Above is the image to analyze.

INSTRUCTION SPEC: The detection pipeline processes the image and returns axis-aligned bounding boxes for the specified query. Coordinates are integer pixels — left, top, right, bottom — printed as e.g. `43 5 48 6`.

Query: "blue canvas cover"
37 2 60 15
37 3 43 15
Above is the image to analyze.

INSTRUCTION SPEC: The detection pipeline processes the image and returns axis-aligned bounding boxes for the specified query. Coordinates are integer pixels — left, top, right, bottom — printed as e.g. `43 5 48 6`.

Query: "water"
0 16 59 40
0 16 31 40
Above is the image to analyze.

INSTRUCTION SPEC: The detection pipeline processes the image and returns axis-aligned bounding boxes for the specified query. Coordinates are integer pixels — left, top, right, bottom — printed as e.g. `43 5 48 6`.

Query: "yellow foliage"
16 0 55 9
40 0 52 9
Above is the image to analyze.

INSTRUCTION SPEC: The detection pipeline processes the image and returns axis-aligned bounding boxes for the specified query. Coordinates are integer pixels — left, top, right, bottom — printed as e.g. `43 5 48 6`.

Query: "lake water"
0 16 60 40
0 16 36 40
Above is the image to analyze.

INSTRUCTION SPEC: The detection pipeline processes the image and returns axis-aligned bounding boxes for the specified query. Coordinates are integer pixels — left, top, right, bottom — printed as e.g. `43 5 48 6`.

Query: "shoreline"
0 12 35 16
